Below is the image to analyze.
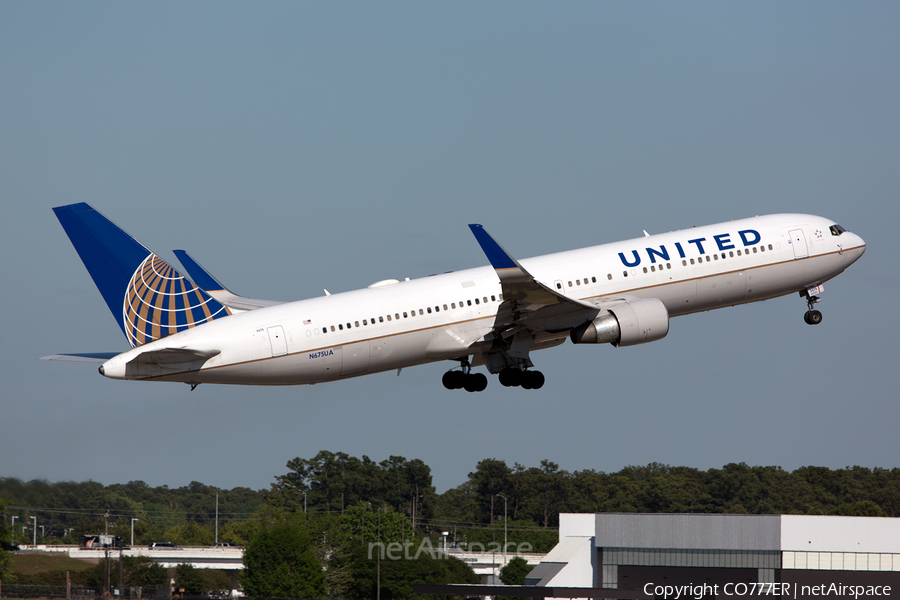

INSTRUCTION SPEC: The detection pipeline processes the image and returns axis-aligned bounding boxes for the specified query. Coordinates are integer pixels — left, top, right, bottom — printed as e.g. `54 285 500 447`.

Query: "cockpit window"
830 224 847 236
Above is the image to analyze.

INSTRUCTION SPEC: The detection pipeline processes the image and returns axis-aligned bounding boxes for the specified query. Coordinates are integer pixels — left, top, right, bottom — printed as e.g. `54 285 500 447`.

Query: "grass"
10 552 97 576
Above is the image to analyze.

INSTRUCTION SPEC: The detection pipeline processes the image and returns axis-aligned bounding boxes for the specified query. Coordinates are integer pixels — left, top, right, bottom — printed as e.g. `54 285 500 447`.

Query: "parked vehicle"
80 535 126 549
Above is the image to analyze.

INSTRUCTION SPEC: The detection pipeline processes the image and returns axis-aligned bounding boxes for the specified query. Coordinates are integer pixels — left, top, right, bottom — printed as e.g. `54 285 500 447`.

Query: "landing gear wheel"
803 293 823 325
521 370 545 390
499 367 523 387
464 373 488 392
442 370 465 390
805 310 823 325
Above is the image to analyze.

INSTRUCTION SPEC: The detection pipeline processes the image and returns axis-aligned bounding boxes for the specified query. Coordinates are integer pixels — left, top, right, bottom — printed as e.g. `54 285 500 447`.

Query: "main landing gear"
498 367 545 390
801 289 823 325
442 358 488 392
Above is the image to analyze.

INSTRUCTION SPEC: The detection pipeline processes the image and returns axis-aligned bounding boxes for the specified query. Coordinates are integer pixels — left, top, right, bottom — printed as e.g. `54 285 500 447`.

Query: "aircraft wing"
173 250 284 311
468 224 600 336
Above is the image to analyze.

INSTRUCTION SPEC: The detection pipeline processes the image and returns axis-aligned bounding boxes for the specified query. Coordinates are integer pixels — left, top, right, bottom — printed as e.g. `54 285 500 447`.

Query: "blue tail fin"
53 203 232 347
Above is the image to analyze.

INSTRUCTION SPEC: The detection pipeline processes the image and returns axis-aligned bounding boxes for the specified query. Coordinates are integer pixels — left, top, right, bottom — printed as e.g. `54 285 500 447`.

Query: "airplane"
44 203 865 392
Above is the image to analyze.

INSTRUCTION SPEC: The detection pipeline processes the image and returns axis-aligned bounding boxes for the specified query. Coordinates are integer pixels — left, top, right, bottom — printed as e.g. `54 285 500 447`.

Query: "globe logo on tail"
123 254 231 347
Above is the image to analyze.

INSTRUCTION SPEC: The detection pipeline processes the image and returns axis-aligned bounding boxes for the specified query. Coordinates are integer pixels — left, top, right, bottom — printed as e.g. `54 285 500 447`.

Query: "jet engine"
570 298 669 347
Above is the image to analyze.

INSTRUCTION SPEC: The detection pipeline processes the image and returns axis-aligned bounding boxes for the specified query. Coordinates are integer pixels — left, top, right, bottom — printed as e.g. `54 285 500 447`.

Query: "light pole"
496 494 507 568
302 491 307 513
131 519 139 546
30 516 36 546
11 516 16 542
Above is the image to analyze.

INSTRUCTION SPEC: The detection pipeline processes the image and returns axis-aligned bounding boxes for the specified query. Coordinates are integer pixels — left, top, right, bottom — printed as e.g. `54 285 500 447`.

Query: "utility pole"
497 494 508 568
215 494 219 544
104 511 110 595
30 516 36 547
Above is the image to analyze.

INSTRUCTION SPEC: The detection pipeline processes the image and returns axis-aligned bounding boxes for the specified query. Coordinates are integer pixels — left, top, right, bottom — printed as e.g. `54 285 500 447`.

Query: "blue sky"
2 2 898 493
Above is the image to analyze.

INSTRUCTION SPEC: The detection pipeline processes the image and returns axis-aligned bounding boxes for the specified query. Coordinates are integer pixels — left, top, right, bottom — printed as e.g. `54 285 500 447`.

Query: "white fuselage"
99 214 865 385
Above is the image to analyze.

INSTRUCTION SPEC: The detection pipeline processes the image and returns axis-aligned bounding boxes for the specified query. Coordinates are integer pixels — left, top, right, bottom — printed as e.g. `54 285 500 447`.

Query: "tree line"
3 456 900 550
4 457 900 598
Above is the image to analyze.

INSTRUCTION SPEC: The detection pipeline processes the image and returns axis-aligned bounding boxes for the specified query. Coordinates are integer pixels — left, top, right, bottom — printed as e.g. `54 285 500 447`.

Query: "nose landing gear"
801 287 823 325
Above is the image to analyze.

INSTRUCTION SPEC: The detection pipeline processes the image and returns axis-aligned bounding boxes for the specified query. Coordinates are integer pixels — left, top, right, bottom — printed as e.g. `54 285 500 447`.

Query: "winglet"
468 224 530 282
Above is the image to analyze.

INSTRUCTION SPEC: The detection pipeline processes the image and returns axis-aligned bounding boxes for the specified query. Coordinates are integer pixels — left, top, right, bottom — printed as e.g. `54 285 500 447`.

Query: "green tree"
240 524 325 598
175 564 205 596
345 543 478 600
468 459 511 523
164 520 214 546
0 498 12 579
499 556 531 585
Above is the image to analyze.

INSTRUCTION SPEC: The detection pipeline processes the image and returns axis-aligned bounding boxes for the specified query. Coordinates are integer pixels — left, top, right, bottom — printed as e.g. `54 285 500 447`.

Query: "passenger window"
643 267 648 273
331 325 335 332
623 271 628 277
483 297 488 303
592 277 597 283
363 319 368 325
714 254 718 260
427 307 432 314
395 313 400 320
323 328 328 334
380 317 384 323
737 250 742 256
467 300 472 306
403 312 408 318
475 299 480 305
768 244 773 250
410 310 415 317
556 282 562 289
651 265 656 272
568 281 573 287
354 321 359 327
690 259 695 265
729 251 734 257
347 323 352 329
682 260 687 266
490 296 495 302
419 309 424 315
576 280 581 286
338 324 344 330
583 278 588 285
451 303 456 309
760 246 765 252
607 274 613 280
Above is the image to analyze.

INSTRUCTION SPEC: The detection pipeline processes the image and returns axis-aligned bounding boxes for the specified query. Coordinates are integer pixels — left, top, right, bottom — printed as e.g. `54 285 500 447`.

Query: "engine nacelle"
570 298 669 347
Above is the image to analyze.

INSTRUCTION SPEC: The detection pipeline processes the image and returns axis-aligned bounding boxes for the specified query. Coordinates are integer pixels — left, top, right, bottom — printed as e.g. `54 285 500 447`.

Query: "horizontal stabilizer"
40 352 120 363
173 250 283 311
129 348 221 366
